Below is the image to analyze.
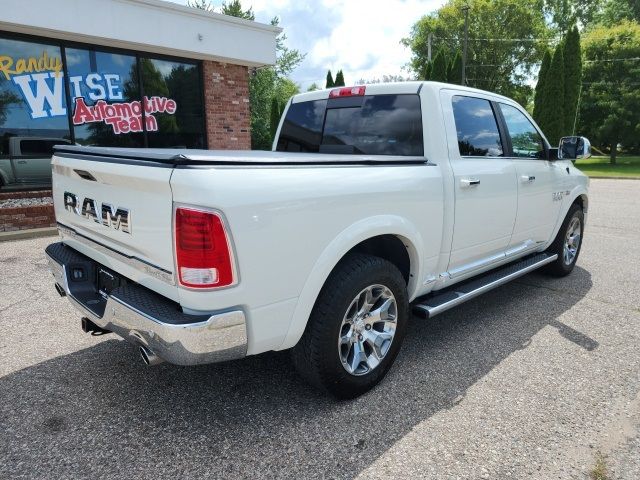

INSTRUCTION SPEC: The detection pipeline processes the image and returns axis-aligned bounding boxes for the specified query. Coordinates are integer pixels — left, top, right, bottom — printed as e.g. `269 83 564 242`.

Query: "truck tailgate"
51 152 177 298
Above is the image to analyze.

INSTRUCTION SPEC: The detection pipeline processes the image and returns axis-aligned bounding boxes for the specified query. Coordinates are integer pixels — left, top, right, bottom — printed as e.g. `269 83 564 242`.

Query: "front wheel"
292 254 409 399
543 203 584 276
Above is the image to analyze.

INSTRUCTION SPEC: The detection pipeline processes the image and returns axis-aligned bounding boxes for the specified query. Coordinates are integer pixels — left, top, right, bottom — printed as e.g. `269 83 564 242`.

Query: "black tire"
542 203 584 276
292 253 409 399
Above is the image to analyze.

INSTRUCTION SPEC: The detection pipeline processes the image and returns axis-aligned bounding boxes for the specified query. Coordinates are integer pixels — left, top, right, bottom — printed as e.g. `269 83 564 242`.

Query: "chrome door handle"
17 160 27 164
460 178 480 187
521 175 536 183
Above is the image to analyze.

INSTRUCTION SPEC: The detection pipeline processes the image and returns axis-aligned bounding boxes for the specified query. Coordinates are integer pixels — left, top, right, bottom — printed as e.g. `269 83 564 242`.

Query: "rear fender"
277 215 424 351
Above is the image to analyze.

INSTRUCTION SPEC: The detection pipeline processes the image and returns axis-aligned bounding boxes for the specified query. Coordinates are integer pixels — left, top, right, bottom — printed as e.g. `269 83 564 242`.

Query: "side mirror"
558 136 592 160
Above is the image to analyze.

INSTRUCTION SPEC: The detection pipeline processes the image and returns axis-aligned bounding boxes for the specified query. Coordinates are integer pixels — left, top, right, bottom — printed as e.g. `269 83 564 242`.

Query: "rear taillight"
174 207 235 289
329 86 366 98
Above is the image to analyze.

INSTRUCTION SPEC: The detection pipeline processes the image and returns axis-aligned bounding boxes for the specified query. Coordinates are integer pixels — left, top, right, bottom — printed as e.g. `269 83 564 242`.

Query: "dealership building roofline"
1 0 280 67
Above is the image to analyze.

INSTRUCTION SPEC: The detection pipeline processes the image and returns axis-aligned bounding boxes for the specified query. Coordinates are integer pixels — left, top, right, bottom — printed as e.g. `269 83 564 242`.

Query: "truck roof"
291 80 514 104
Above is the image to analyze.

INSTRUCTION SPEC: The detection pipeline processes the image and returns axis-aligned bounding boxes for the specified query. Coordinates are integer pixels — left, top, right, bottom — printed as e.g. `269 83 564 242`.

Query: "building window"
0 37 71 157
0 32 206 153
141 58 205 148
66 48 144 147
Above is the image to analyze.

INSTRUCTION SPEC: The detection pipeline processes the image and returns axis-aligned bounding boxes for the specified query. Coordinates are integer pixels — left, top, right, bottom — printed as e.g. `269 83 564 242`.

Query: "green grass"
589 451 610 480
575 155 640 179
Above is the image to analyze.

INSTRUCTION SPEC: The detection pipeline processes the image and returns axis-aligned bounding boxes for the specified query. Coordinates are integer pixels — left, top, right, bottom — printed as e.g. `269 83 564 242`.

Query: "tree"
221 0 254 20
447 50 462 84
562 25 581 135
356 74 411 84
269 96 281 141
325 70 334 88
187 0 213 11
533 49 551 123
195 2 305 150
0 91 19 126
593 0 640 25
543 0 601 33
334 70 345 87
579 20 640 163
307 82 321 91
538 45 565 145
403 0 550 105
430 47 448 82
423 61 433 80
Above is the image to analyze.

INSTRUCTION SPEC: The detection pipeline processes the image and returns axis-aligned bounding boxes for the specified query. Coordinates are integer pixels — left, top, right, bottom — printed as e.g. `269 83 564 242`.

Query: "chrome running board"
413 253 557 319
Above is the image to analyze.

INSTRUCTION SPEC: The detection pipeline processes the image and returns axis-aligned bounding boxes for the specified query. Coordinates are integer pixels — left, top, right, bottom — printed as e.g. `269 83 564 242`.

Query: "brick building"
0 0 278 157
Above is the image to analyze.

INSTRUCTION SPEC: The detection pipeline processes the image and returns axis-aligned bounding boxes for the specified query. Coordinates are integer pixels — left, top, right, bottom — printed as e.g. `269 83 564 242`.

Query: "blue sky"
167 0 446 90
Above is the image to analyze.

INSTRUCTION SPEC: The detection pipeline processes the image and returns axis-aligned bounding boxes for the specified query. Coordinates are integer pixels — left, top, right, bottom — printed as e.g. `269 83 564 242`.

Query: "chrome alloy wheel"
338 284 397 376
563 216 582 265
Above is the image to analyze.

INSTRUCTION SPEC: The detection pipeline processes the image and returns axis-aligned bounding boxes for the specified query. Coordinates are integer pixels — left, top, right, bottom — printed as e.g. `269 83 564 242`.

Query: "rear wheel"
543 203 584 276
292 253 409 399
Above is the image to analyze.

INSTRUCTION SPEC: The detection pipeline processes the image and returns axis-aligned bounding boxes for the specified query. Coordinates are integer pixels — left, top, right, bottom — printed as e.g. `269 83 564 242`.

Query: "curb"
587 176 640 180
0 227 58 242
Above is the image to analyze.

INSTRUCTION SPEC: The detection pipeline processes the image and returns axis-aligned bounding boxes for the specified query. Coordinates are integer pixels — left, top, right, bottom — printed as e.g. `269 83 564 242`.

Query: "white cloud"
306 0 444 84
167 0 445 88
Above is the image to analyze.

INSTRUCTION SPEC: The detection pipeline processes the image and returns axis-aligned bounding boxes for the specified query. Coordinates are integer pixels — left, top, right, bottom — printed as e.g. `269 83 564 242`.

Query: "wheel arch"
277 215 424 351
545 186 589 251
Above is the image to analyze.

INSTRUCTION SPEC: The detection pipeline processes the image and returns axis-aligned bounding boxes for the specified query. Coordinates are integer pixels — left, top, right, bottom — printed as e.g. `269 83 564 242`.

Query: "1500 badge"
63 192 131 234
552 191 565 202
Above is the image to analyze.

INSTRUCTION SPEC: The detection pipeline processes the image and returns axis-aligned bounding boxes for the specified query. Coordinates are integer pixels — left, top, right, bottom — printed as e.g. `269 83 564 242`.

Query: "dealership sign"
0 52 177 134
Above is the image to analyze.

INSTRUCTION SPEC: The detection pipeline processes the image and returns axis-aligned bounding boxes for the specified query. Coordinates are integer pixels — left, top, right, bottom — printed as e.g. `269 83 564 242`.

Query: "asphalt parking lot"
1 179 639 479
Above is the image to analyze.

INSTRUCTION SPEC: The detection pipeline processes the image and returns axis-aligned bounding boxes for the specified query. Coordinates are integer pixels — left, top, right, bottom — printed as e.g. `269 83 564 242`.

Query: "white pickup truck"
45 82 590 398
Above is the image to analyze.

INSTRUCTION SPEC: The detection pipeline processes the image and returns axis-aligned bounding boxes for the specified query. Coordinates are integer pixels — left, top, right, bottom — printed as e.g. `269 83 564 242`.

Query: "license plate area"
97 266 122 296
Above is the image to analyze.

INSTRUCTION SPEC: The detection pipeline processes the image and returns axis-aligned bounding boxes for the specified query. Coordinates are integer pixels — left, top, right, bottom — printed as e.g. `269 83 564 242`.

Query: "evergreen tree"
325 70 334 88
334 70 345 86
269 96 281 141
221 0 255 20
562 25 582 135
533 49 551 124
447 50 463 84
430 48 449 82
423 61 432 80
539 46 565 145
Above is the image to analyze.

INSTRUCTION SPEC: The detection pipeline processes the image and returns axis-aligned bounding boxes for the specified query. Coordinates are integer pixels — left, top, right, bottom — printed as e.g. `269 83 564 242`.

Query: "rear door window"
452 96 503 157
277 94 423 156
19 139 70 156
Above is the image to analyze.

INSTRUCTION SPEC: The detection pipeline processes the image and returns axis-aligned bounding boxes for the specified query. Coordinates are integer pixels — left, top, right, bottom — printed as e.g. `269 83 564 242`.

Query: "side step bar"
413 253 557 319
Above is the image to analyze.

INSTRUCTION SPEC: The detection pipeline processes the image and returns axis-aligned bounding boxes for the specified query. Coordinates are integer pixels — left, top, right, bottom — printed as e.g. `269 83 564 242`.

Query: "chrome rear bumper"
46 242 247 366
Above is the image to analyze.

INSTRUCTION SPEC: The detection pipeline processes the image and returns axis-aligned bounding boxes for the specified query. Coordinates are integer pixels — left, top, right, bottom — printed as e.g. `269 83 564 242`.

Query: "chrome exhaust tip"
139 345 164 366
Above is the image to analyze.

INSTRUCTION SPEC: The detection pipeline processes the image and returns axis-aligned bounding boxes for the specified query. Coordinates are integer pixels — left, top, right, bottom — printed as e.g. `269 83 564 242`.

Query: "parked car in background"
0 136 71 189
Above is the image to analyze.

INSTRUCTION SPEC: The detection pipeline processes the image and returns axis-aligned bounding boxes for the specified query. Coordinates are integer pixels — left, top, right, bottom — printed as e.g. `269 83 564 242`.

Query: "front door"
497 103 564 252
443 93 518 278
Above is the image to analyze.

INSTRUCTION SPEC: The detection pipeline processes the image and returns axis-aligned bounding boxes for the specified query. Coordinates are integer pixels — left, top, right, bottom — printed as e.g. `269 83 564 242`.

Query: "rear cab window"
276 94 423 156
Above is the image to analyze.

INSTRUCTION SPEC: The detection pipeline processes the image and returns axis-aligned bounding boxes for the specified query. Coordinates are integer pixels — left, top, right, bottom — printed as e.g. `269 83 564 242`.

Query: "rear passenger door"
443 92 518 278
497 103 564 250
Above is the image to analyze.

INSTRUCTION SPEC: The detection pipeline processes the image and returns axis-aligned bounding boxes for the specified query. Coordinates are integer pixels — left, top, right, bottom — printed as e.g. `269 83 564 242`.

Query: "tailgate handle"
74 169 97 182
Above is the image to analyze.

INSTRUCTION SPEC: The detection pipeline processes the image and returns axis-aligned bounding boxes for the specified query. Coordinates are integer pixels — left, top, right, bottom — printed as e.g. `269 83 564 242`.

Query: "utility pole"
427 32 433 61
461 4 470 85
